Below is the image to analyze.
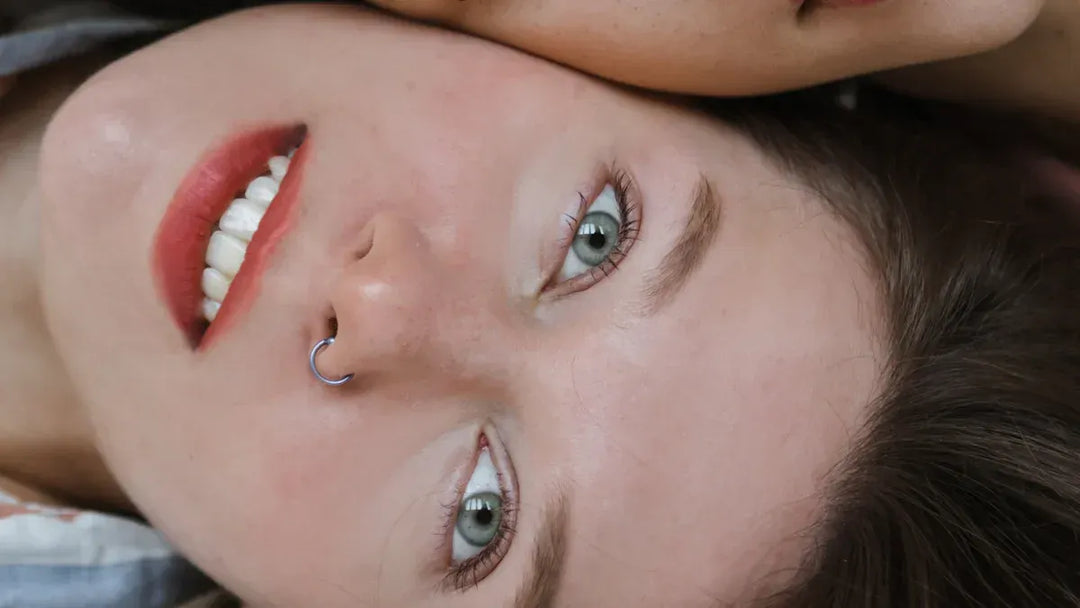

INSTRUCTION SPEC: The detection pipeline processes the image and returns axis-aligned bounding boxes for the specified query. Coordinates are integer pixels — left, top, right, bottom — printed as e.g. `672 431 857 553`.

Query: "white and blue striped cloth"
0 1 176 77
0 490 214 608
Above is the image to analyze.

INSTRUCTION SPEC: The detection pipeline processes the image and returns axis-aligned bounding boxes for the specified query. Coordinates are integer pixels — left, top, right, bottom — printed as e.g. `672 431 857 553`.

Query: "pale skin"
4 6 887 607
1 1 1078 606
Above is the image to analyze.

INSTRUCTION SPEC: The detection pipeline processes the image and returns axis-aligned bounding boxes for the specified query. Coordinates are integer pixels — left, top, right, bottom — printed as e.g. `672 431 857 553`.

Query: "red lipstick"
152 125 307 349
796 0 885 10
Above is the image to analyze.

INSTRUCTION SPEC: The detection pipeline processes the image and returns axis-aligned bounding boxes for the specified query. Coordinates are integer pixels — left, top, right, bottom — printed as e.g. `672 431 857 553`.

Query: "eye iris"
573 211 620 267
456 492 503 548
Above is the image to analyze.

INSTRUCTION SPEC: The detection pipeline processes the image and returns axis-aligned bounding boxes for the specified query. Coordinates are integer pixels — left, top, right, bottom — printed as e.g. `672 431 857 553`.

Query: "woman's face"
369 0 1044 95
38 7 882 606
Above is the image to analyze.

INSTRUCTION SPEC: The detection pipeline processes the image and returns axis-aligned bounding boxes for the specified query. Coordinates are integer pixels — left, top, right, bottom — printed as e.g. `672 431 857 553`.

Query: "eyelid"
541 164 642 299
437 426 519 591
544 173 609 278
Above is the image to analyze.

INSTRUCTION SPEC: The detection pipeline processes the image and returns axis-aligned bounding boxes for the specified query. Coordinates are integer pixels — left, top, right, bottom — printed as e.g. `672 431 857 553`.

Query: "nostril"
316 301 338 340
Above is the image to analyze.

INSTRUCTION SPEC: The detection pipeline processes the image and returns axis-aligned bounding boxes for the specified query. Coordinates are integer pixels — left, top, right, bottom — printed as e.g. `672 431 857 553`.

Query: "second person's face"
370 0 1044 95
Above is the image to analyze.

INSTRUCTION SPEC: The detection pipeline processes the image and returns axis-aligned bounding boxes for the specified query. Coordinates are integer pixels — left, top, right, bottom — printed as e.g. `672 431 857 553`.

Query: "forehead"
551 141 884 604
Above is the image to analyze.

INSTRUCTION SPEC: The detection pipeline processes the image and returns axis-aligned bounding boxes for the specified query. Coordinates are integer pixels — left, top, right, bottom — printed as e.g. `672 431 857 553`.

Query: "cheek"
110 390 473 606
36 72 198 495
40 68 165 247
37 59 221 379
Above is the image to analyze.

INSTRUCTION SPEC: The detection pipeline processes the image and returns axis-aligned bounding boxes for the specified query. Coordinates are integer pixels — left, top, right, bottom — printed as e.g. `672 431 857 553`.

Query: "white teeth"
205 231 247 278
268 156 290 182
201 298 221 322
218 198 266 242
199 147 298 322
201 267 230 302
245 176 279 207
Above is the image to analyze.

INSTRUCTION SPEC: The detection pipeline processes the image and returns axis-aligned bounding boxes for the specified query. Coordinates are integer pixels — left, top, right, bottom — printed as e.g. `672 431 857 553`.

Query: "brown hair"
703 88 1080 607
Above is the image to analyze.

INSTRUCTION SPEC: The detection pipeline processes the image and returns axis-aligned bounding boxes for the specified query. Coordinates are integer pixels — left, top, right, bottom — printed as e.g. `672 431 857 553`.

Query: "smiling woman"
2 4 1079 608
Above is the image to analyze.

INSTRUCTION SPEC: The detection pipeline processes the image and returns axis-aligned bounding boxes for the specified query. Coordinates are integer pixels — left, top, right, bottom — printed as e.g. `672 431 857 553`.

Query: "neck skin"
0 57 133 513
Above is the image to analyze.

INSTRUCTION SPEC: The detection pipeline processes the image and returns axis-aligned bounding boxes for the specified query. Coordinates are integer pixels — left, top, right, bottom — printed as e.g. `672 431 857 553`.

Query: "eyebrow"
641 175 722 314
511 493 570 608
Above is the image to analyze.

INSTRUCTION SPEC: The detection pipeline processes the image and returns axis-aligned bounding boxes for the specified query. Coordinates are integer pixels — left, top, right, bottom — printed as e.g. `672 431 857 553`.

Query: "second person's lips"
815 0 886 7
152 124 308 350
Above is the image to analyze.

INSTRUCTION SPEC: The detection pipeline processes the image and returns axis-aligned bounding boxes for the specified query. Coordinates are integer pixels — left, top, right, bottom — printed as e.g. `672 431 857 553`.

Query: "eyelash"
437 169 640 590
438 447 518 591
547 166 642 294
439 501 517 591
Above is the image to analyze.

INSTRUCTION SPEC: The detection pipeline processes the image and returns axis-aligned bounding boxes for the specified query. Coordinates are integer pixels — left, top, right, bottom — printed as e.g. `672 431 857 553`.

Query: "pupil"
475 507 493 526
588 231 607 250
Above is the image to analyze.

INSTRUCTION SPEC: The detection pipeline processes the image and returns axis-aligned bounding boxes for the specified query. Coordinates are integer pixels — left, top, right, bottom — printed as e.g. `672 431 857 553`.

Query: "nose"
314 213 474 383
315 213 438 379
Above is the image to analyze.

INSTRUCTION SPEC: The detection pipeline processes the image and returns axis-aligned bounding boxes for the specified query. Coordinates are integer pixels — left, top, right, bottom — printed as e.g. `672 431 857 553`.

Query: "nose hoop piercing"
309 336 354 386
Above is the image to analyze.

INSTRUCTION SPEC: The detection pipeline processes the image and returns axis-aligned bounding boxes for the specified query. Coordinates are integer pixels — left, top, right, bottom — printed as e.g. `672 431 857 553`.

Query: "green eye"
449 446 511 574
571 211 621 268
557 184 626 282
456 491 503 549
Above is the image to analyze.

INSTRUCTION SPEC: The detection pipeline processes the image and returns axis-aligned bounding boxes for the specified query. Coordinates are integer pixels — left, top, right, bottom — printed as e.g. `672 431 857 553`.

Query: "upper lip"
813 0 885 7
152 124 307 349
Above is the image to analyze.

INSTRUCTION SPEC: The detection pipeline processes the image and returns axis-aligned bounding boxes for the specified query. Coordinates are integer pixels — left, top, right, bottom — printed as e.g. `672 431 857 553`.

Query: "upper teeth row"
201 151 294 322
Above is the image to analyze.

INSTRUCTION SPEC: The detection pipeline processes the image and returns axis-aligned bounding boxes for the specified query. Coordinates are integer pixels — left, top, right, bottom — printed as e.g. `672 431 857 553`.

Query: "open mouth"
153 125 308 349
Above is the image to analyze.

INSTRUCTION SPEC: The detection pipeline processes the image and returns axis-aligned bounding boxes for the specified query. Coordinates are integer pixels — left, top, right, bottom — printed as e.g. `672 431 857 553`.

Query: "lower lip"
152 125 307 349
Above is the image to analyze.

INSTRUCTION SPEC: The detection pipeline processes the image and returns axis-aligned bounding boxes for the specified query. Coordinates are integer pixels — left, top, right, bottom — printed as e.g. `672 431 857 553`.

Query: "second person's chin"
945 0 1045 53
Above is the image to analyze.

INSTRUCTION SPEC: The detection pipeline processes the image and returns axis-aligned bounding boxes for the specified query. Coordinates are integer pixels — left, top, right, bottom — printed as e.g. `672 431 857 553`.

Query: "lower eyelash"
545 164 642 296
593 166 641 275
440 501 518 591
438 434 519 592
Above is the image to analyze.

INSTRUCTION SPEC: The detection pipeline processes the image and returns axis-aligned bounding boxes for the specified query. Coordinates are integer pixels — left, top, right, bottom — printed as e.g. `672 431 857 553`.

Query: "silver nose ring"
309 336 354 386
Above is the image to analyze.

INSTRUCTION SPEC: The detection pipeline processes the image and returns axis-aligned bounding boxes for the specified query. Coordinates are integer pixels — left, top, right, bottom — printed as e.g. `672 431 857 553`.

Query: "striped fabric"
0 1 177 76
0 490 214 608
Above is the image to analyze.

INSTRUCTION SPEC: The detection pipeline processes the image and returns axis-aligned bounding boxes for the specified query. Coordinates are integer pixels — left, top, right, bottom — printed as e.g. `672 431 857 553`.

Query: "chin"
956 0 1046 53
